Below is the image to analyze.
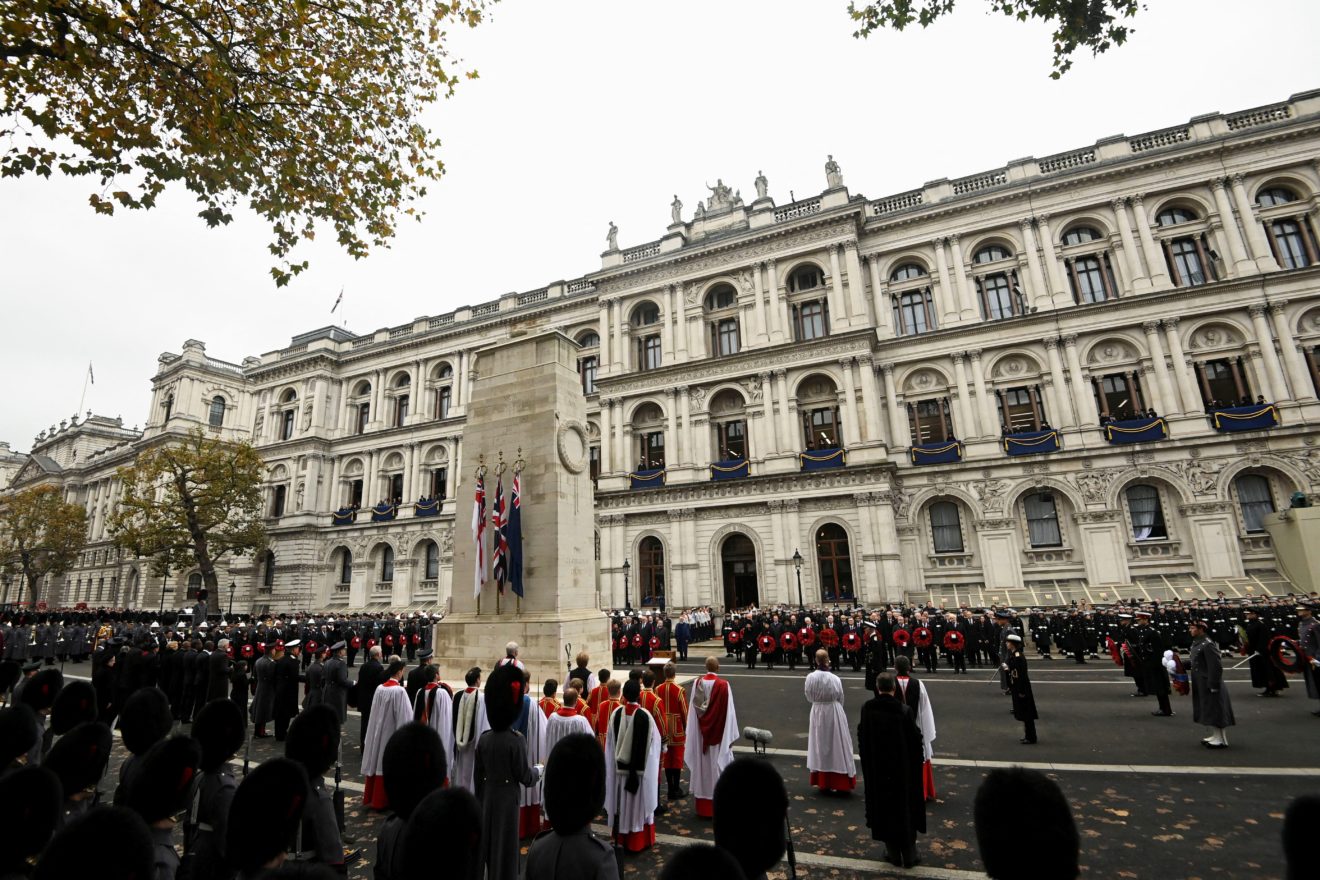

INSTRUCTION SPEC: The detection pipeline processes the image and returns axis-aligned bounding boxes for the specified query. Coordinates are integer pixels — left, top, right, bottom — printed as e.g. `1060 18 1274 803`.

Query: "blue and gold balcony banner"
799 448 846 472
629 468 666 490
331 507 356 526
1211 404 1278 432
413 498 441 517
371 502 398 522
711 459 750 481
1103 417 1168 445
1002 430 1061 457
909 441 963 466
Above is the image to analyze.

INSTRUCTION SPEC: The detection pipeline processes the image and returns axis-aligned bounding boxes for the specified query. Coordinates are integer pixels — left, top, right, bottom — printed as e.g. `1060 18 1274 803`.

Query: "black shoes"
1019 738 1037 745
1151 710 1174 717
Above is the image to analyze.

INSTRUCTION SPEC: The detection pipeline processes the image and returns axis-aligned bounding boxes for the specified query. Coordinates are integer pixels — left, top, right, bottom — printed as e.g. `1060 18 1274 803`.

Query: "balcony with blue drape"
909 441 963 466
370 502 398 522
330 508 357 526
1102 417 1168 445
1002 429 1061 457
629 468 666 490
413 498 442 517
799 448 846 472
1210 403 1278 432
710 459 750 481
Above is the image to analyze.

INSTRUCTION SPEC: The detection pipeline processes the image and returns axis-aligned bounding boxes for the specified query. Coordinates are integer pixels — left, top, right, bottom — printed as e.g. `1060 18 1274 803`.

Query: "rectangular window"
272 485 287 517
1165 236 1218 287
579 357 598 393
280 410 295 440
1270 219 1314 269
640 335 662 371
802 407 839 449
908 398 951 444
1068 255 1114 303
431 468 448 500
717 420 747 459
349 479 364 508
1025 493 1063 547
1198 358 1250 406
1094 373 1146 419
356 404 370 434
714 319 740 356
389 474 404 504
395 395 409 427
999 386 1042 432
589 446 600 484
793 300 827 341
896 289 934 336
977 273 1021 321
930 503 964 553
639 431 665 469
437 387 451 419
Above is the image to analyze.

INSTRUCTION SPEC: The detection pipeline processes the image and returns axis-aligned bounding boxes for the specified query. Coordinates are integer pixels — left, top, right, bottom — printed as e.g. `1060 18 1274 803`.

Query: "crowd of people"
0 590 1314 879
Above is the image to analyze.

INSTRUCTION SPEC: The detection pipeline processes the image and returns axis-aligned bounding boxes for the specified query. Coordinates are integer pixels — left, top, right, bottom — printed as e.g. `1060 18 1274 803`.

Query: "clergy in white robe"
805 651 856 792
514 690 548 838
895 658 938 801
684 657 738 818
544 690 594 756
361 662 416 809
414 677 455 782
450 670 490 793
604 681 662 852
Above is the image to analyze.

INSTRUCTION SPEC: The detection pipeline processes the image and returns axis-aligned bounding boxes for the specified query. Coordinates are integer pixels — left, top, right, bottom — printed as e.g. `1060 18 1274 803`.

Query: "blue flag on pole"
508 471 524 598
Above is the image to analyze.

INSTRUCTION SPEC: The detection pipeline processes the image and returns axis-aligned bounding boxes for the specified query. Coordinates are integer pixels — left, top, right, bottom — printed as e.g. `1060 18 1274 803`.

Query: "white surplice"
804 668 856 777
683 673 739 803
604 703 662 836
361 681 415 776
518 695 548 814
414 683 455 778
897 675 937 761
449 687 490 793
544 707 593 756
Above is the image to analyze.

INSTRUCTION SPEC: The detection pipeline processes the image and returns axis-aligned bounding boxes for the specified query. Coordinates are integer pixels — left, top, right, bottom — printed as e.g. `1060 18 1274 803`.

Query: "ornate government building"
8 90 1320 613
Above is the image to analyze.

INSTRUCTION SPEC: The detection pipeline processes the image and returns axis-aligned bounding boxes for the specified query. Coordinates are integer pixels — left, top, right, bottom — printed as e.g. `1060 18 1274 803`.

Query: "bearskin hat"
400 789 482 880
285 704 340 779
32 806 153 880
482 663 526 733
0 765 62 870
0 704 40 764
382 722 446 821
18 668 63 714
44 721 113 799
126 735 201 824
119 687 172 756
51 680 98 735
225 758 310 874
192 698 246 772
543 732 605 835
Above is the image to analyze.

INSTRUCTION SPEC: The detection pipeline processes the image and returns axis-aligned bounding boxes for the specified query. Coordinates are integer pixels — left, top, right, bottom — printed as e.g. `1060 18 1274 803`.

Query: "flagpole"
474 455 487 617
77 362 92 414
514 448 524 616
494 455 506 617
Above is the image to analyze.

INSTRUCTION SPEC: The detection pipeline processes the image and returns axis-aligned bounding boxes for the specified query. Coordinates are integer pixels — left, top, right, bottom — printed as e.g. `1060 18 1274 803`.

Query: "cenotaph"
434 331 610 686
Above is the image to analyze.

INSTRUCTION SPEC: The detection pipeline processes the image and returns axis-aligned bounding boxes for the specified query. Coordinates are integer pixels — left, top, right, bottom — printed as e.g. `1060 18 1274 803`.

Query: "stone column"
613 303 626 371
665 388 679 467
1035 214 1068 303
929 238 958 326
866 254 893 338
844 241 868 327
1271 302 1313 401
620 321 633 372
950 352 979 438
1141 321 1179 414
1211 178 1254 276
759 373 777 454
680 386 695 465
1162 319 1200 414
323 456 339 511
838 358 861 446
1250 304 1289 402
827 245 849 326
1231 173 1281 272
452 353 466 411
857 356 885 445
776 369 796 452
671 285 688 360
763 263 785 343
852 493 879 605
446 437 459 500
768 260 790 343
1020 218 1052 310
750 268 769 344
1063 335 1100 425
881 364 907 446
597 300 612 375
1131 195 1171 288
1112 198 1150 292
1043 338 1076 427
968 349 996 439
948 234 978 321
599 398 614 473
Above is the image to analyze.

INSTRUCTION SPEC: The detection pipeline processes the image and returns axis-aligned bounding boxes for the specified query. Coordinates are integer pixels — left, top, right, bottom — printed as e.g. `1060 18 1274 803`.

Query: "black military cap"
127 735 201 824
285 704 340 779
225 758 310 874
543 732 605 835
44 721 112 800
382 722 447 821
193 698 246 772
483 663 526 732
119 687 173 756
33 805 154 880
0 765 62 870
18 668 63 714
50 680 98 735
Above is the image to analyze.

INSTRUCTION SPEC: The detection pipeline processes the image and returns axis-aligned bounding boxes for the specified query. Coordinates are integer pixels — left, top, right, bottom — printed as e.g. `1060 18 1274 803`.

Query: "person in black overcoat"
857 672 925 868
1004 635 1038 743
272 643 303 741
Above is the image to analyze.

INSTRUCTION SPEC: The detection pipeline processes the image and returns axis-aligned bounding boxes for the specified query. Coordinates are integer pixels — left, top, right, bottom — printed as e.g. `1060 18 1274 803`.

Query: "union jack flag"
492 472 508 593
471 472 486 599
508 471 524 598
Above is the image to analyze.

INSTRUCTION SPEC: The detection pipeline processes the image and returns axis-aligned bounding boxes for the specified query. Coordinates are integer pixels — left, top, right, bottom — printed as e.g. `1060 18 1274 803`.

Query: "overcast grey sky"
3 0 1318 450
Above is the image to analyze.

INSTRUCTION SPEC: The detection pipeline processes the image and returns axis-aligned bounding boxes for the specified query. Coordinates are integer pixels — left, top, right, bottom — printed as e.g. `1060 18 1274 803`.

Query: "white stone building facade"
8 90 1320 613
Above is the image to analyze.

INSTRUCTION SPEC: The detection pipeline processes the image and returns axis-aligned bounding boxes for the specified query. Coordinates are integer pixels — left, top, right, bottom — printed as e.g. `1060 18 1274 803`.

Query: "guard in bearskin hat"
114 687 173 806
525 733 613 880
17 667 62 765
286 704 352 871
477 663 543 880
0 765 62 875
44 721 113 821
375 722 449 880
33 805 155 880
0 704 41 776
51 679 99 737
226 757 310 878
185 698 247 880
126 734 202 880
400 789 482 880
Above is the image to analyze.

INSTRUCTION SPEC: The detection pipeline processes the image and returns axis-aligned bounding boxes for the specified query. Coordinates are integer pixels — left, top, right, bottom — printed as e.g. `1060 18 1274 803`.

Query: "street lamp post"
622 559 631 613
793 549 804 612
228 580 237 618
158 572 169 615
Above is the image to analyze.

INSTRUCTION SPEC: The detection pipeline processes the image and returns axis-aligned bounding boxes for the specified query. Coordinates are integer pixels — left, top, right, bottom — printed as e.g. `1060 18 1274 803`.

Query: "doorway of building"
720 533 759 610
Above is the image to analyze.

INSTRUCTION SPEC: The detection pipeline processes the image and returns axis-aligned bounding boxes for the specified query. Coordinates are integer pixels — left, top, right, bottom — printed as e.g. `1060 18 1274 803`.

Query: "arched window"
578 332 600 348
815 523 854 603
704 284 737 311
163 394 174 422
1126 485 1167 541
929 502 964 553
381 546 395 582
1061 226 1103 246
639 536 664 606
973 244 1012 264
1256 187 1298 207
338 549 352 585
1234 474 1275 533
1024 493 1062 547
1268 218 1315 270
890 263 927 283
424 541 440 580
187 572 203 601
789 264 824 293
208 396 226 428
262 550 276 589
1156 206 1197 227
631 303 660 326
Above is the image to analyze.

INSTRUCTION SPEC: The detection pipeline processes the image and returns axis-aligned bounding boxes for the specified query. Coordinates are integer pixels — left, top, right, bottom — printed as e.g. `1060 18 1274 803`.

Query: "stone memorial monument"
434 331 610 686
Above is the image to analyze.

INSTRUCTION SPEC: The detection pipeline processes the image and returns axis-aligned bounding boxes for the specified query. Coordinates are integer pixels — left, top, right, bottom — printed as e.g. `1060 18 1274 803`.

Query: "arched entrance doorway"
815 523 855 604
720 534 758 610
